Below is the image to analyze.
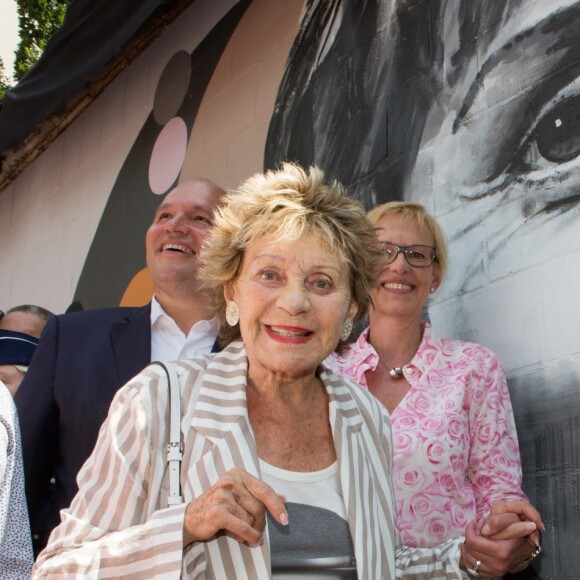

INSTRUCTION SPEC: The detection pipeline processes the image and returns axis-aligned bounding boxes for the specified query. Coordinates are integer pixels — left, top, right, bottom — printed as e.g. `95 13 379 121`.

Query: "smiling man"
14 179 226 556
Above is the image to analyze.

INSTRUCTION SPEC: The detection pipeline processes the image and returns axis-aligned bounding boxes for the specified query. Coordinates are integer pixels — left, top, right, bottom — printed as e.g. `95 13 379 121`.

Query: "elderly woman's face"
228 231 357 381
370 214 440 324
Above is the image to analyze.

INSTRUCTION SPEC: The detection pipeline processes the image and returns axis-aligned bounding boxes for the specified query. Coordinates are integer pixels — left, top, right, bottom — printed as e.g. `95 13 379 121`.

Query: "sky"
0 0 19 80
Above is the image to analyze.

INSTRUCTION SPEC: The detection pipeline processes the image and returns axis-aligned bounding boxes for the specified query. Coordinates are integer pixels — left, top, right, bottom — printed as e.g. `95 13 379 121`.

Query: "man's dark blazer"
15 305 152 554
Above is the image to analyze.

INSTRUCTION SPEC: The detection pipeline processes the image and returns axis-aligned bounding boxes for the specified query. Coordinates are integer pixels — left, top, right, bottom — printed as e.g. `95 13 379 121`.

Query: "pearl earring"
225 301 239 326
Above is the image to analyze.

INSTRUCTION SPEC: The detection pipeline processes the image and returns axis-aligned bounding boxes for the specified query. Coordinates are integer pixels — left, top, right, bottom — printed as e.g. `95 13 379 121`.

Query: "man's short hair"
5 304 54 321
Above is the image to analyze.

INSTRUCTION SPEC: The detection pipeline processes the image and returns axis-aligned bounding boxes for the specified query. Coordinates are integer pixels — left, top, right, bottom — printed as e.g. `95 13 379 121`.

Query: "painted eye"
533 93 580 164
511 90 580 176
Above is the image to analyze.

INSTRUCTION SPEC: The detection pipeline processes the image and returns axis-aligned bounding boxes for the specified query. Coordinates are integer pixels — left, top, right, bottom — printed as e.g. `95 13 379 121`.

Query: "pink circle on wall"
148 116 188 194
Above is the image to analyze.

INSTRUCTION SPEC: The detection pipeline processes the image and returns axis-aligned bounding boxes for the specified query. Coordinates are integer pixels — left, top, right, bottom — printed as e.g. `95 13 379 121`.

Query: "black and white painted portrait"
266 1 580 577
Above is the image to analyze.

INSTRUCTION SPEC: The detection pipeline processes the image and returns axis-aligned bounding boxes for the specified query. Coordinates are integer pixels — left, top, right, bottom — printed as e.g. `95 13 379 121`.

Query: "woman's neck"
367 314 424 369
246 369 322 407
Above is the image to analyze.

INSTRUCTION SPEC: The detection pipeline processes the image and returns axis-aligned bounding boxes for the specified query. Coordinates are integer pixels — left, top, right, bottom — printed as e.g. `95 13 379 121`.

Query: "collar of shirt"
150 295 218 362
333 322 440 386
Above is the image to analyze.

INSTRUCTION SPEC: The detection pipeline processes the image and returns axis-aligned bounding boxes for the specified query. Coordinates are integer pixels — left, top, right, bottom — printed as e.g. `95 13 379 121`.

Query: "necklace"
376 356 411 380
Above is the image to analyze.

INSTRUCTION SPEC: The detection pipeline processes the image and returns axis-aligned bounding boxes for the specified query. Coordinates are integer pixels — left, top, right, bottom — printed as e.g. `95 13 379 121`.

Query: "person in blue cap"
0 330 40 397
0 304 53 397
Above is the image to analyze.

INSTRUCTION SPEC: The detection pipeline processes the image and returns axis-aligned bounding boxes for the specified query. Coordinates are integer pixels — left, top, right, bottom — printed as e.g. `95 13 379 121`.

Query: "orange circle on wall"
120 268 155 306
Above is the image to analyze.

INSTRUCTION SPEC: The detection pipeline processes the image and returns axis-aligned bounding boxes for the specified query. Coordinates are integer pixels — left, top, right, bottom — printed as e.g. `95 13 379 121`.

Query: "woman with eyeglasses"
327 201 543 578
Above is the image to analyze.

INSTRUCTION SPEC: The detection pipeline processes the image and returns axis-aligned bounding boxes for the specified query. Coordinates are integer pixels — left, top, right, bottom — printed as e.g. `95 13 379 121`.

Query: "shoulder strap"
150 361 183 506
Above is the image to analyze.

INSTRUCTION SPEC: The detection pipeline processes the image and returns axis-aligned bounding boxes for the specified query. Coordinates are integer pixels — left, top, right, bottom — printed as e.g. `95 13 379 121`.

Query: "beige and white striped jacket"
34 340 464 579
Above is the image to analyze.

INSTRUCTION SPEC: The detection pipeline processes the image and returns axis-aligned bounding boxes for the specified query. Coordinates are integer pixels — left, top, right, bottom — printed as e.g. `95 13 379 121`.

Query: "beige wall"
0 0 303 313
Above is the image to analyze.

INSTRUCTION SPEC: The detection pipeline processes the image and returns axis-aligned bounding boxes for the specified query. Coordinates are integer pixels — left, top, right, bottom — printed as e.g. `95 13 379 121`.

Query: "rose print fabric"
326 324 527 547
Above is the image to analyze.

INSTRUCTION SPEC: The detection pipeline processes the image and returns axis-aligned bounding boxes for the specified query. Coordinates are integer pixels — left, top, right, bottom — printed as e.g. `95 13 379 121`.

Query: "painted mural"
73 1 252 308
265 2 580 578
71 0 579 577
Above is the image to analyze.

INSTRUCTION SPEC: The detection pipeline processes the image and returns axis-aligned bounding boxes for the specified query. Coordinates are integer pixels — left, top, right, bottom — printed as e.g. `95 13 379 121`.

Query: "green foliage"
13 0 72 82
0 58 10 100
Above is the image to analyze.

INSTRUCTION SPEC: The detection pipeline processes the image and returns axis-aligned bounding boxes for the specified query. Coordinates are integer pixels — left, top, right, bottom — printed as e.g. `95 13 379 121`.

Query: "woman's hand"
482 500 543 544
183 467 288 547
460 500 544 577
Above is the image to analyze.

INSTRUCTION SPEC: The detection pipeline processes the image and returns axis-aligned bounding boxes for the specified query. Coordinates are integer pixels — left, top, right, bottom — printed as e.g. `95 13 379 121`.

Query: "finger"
460 544 502 579
463 523 512 577
528 529 541 548
481 512 520 535
221 509 266 546
481 512 536 539
184 491 263 546
483 520 537 540
490 501 545 531
464 521 536 577
240 470 288 526
234 486 269 532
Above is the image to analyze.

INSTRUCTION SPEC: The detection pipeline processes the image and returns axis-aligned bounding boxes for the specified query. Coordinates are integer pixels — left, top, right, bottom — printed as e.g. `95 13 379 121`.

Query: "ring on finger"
524 545 543 565
465 559 482 577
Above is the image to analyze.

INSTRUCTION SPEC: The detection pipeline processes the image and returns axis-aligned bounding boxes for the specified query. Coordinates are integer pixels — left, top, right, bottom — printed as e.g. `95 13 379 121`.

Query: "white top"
150 295 218 361
260 459 356 578
260 459 346 519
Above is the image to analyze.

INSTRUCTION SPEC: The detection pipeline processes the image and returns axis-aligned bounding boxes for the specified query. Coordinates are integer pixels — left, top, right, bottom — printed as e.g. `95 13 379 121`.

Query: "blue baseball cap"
0 329 39 365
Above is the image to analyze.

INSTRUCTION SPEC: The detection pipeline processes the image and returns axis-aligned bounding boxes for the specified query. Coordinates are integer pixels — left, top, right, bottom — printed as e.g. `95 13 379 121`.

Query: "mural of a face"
408 1 580 301
265 0 580 577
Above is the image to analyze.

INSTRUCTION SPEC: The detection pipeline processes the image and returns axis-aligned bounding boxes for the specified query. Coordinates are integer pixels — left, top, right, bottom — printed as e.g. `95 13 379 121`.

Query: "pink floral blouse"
326 324 527 547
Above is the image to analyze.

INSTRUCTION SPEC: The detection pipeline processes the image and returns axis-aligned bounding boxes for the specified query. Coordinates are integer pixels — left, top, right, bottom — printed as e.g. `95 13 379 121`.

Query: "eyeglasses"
380 242 437 268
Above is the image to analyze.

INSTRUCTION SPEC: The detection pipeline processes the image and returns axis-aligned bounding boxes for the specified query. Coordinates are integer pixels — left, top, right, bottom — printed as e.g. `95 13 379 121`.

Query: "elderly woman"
327 201 543 578
33 165 476 578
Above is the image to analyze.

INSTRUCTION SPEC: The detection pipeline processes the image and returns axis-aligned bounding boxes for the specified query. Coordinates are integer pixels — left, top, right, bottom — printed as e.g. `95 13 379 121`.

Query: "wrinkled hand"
183 467 288 547
461 501 544 576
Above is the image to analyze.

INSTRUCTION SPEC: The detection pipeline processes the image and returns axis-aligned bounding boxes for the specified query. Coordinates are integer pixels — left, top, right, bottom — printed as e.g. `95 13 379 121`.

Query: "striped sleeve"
396 539 466 579
33 367 188 579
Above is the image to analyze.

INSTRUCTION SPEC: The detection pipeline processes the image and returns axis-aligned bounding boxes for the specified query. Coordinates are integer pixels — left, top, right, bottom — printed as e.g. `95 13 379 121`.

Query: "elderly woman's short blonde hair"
367 201 449 280
202 163 385 348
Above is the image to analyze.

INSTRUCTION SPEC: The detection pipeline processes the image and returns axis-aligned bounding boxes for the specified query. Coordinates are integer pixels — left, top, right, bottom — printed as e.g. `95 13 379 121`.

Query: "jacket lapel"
321 365 397 579
110 304 152 384
183 340 271 579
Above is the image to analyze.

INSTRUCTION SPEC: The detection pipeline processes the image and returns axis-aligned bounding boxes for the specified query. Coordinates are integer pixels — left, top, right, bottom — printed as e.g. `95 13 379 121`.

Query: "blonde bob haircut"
367 201 449 280
201 163 385 348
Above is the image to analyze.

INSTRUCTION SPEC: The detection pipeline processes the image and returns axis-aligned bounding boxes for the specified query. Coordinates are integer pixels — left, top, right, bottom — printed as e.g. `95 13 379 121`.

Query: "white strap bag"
149 361 191 507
